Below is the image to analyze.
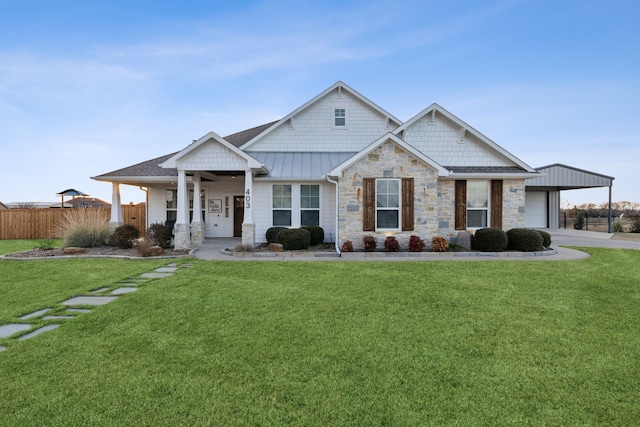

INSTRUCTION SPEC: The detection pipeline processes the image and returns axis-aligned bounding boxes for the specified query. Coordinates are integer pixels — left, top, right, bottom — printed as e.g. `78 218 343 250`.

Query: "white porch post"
191 172 204 246
109 182 124 233
242 170 255 246
174 169 190 249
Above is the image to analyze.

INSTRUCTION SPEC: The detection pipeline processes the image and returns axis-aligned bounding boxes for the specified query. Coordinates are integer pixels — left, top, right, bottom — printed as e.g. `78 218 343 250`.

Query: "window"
334 108 346 127
166 189 205 222
466 181 489 228
300 185 320 226
272 184 292 226
376 179 400 229
272 184 322 227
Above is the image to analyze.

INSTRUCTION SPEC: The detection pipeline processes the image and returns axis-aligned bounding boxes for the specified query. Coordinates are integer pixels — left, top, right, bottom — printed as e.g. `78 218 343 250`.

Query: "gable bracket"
429 109 436 124
458 127 466 143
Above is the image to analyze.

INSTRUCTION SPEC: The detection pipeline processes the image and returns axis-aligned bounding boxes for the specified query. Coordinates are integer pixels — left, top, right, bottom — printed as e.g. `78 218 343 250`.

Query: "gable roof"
224 120 279 148
160 131 265 170
240 81 403 150
394 103 538 173
328 133 450 177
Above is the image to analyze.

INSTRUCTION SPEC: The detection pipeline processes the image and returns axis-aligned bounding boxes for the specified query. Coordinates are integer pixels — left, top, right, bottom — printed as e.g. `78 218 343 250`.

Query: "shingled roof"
93 121 279 180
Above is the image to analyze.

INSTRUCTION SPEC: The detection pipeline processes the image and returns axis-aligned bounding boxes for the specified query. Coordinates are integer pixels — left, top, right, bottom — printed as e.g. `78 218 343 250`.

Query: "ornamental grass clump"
57 208 110 248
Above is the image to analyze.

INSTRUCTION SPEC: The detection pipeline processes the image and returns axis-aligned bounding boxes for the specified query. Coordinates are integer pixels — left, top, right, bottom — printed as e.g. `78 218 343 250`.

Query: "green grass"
0 239 62 255
1 243 639 425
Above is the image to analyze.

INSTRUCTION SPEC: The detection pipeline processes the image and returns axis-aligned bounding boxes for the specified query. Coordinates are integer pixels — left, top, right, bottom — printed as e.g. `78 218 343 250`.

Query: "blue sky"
1 0 638 206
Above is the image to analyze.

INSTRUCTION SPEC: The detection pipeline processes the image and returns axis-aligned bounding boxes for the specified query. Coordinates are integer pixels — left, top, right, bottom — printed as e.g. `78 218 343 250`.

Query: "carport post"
608 185 613 233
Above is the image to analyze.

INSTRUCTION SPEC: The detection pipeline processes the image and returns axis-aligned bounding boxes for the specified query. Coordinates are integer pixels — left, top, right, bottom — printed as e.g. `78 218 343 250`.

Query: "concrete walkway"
193 230 640 262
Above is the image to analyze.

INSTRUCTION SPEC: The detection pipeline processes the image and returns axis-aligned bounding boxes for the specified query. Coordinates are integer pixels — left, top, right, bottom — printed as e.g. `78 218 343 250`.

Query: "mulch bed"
4 246 191 259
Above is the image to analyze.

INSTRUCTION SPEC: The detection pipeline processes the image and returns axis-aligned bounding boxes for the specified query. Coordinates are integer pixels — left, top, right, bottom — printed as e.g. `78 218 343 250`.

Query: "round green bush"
507 228 544 252
110 224 140 249
473 228 508 252
302 226 325 245
536 230 552 248
146 222 173 248
276 228 311 250
266 227 288 243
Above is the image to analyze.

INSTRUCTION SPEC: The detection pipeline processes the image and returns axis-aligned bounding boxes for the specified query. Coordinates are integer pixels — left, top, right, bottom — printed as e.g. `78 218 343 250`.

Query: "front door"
234 196 244 237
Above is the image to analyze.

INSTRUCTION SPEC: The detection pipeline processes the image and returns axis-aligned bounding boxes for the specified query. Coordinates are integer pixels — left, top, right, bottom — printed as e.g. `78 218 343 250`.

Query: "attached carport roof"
526 163 614 191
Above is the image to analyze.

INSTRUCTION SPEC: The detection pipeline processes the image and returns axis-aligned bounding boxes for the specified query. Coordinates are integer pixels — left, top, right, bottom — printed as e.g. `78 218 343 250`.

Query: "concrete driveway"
548 229 640 250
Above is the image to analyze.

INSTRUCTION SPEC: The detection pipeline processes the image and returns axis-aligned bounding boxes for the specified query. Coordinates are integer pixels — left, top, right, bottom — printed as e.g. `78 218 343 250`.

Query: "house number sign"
245 189 251 209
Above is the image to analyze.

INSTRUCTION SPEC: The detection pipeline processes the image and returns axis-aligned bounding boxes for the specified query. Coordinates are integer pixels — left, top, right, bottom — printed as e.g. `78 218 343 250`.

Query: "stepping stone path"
0 262 185 352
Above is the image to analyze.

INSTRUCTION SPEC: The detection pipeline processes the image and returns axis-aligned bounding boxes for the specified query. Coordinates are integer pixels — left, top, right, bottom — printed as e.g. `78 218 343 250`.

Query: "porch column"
242 170 255 246
191 172 204 246
109 182 124 233
174 169 190 249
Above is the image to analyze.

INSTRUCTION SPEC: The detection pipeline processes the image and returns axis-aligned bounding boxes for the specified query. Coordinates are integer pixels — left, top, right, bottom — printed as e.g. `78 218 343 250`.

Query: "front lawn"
1 245 639 425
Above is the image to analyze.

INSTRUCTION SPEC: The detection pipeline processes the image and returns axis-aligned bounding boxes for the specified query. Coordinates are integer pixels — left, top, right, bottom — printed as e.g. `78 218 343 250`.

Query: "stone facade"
502 179 526 230
338 140 440 250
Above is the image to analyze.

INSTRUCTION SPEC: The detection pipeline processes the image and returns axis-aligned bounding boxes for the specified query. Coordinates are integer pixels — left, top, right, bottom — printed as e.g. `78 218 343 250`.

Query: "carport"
525 164 615 231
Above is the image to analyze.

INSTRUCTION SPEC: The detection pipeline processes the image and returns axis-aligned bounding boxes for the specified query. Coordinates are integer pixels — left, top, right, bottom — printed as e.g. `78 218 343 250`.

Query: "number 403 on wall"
245 189 251 209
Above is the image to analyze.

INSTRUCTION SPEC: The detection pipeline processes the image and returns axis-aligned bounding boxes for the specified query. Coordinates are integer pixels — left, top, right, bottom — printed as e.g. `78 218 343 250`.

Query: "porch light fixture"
230 174 236 179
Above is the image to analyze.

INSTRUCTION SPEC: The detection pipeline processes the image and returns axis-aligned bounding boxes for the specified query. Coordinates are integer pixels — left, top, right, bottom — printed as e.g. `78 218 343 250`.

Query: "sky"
1 0 638 207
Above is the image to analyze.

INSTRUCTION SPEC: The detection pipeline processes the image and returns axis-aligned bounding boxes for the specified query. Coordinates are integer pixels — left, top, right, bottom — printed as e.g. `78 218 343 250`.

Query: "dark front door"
234 196 244 237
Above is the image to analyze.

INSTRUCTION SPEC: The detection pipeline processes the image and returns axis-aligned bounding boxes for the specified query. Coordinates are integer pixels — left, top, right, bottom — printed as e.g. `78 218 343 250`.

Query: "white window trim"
271 183 323 228
332 106 348 129
466 180 490 229
375 178 401 231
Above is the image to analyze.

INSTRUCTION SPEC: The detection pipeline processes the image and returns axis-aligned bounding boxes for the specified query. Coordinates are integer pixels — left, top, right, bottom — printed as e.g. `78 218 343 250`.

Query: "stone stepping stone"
91 287 110 294
20 308 52 320
0 346 6 352
66 308 91 314
111 287 137 295
156 267 177 273
140 272 173 279
43 315 76 320
62 296 118 306
18 324 59 341
181 263 193 268
0 324 32 338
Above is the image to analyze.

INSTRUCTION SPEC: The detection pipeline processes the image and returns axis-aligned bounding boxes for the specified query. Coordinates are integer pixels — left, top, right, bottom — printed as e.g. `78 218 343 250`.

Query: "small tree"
573 212 585 230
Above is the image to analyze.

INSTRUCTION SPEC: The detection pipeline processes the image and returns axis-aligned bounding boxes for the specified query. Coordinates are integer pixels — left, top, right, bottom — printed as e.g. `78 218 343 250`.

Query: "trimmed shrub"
277 228 311 250
536 230 552 248
341 240 354 252
431 236 449 252
146 223 173 248
384 236 400 252
266 227 287 243
57 208 110 248
302 226 325 245
473 228 508 252
363 235 376 252
507 228 544 252
110 224 140 249
408 235 425 252
574 212 585 230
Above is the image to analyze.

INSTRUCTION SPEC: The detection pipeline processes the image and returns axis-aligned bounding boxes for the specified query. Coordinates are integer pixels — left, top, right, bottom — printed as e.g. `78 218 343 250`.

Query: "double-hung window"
300 184 320 226
466 181 489 228
334 108 346 127
272 184 321 227
272 184 292 226
375 179 400 229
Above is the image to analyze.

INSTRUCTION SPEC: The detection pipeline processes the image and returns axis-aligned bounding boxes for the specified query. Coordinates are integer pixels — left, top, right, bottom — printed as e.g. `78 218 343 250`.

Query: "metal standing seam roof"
527 163 614 189
249 152 358 179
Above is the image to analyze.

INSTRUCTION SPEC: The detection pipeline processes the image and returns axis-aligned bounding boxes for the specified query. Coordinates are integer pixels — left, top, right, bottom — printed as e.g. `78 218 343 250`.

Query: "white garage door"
525 191 547 228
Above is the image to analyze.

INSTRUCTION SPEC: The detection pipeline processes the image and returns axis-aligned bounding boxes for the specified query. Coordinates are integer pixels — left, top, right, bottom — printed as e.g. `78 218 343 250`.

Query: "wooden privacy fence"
0 206 146 240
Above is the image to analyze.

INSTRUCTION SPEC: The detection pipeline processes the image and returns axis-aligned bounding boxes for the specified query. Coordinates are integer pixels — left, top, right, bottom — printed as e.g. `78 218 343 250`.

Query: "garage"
525 191 547 228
